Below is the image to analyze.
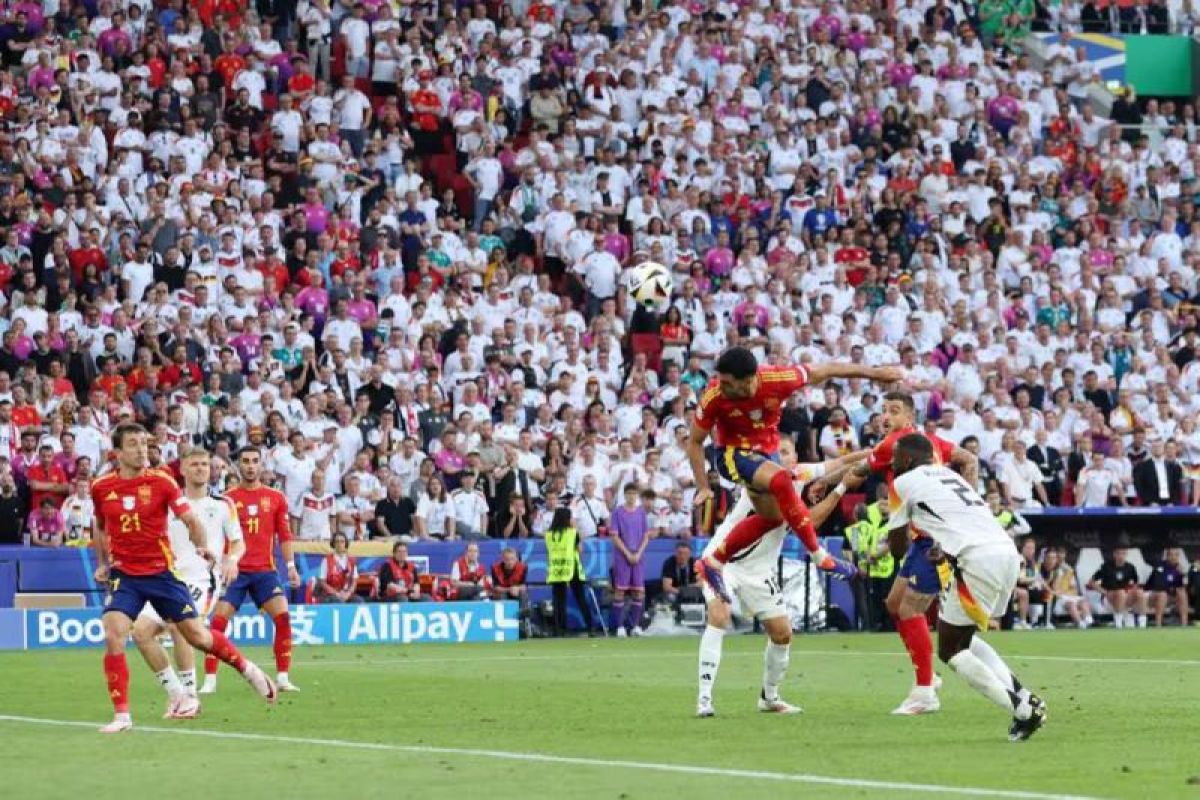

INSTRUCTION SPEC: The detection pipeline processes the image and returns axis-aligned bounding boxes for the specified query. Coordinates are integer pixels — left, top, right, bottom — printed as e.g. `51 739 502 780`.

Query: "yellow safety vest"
545 527 584 583
852 502 894 579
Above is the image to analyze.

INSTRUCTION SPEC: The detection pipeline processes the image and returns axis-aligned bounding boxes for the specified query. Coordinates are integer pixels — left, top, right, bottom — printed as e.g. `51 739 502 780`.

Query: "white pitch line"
0 714 1103 800
295 648 1200 669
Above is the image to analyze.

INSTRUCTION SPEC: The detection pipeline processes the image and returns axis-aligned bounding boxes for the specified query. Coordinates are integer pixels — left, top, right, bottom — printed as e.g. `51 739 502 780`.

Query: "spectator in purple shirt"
609 484 653 636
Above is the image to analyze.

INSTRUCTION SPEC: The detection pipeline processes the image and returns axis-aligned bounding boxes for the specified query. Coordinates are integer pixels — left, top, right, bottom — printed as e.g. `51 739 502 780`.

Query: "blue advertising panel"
13 601 520 651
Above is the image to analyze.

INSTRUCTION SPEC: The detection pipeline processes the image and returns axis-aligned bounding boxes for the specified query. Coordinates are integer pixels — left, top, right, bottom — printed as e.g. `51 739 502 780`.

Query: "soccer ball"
629 261 673 308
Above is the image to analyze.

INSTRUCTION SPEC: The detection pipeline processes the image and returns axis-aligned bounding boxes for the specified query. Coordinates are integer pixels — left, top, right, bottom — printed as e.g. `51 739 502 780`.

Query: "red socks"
208 628 247 673
896 615 935 686
273 612 292 673
204 615 229 677
767 469 821 552
712 513 776 564
103 653 130 713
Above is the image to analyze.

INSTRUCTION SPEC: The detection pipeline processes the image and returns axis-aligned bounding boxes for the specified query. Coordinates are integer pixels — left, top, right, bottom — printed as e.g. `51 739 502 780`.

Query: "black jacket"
1133 459 1184 506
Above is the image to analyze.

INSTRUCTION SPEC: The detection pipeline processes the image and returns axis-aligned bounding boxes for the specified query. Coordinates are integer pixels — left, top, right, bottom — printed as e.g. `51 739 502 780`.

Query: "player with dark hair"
92 424 276 733
851 391 979 715
889 434 1046 741
688 347 902 599
201 445 300 694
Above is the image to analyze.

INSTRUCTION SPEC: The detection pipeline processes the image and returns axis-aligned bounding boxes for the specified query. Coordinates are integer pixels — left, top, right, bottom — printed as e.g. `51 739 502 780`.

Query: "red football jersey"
869 425 956 507
695 365 809 454
91 469 192 576
225 485 292 572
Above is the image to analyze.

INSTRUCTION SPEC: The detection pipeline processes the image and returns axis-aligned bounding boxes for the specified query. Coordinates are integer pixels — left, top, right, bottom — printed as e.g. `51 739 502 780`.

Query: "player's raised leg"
175 615 277 702
201 602 233 694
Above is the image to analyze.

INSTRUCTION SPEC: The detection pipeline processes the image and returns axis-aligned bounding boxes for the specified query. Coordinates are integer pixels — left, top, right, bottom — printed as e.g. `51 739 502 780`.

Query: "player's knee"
131 624 155 646
706 603 730 628
767 628 791 646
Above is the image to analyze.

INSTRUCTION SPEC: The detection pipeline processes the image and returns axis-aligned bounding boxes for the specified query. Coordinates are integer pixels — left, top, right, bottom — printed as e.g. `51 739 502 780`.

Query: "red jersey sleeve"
758 365 808 398
933 434 956 465
695 384 721 431
157 472 191 518
274 489 292 543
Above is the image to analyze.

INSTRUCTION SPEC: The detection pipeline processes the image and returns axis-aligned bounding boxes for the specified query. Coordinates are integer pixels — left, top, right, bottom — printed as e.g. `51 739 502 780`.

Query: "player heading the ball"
687 346 903 601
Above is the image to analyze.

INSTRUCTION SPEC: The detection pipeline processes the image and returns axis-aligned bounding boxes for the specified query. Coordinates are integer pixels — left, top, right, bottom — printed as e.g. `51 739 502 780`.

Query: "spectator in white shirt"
1075 450 1125 507
450 472 489 539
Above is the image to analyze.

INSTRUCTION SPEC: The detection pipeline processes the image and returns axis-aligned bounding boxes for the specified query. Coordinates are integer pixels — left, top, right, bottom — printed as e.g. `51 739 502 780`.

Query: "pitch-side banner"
0 602 521 650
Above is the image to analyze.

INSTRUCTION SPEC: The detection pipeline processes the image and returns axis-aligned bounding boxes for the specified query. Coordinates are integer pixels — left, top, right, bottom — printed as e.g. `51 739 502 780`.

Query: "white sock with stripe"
970 636 1032 718
179 669 197 694
156 667 184 697
762 642 790 702
698 626 725 703
949 650 1030 719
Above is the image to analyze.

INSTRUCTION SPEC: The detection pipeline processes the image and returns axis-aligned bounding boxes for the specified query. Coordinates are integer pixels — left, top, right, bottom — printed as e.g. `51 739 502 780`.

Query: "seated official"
315 532 364 603
490 547 528 606
377 542 423 602
661 542 702 608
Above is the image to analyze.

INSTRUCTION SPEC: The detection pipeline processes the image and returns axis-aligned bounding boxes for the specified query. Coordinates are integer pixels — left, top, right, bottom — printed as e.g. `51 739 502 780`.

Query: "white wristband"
812 547 829 563
833 483 848 498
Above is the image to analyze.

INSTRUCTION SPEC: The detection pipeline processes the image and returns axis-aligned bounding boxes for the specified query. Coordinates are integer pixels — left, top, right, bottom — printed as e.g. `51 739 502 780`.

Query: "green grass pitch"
1 629 1197 799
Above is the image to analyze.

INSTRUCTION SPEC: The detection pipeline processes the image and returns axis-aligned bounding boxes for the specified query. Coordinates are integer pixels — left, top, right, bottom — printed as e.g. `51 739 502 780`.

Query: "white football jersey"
705 463 827 575
889 465 1012 558
168 495 245 584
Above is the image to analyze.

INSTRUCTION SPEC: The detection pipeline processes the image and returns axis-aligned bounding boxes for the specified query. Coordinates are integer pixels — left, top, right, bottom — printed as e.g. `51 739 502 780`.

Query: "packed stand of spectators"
0 0 1196 610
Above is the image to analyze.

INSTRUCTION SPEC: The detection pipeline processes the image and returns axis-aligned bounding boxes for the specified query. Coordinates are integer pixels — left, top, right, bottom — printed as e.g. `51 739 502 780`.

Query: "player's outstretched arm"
806 449 871 487
805 363 904 386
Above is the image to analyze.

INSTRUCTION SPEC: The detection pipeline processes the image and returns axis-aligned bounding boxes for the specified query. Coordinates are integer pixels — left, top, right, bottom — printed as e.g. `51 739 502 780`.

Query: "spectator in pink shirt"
703 230 734 279
295 285 331 324
28 498 65 547
304 188 331 234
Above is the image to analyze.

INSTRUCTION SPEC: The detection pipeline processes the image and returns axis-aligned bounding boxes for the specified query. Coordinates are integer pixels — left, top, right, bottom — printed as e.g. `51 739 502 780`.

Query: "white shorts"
702 566 787 621
139 572 221 626
940 547 1021 629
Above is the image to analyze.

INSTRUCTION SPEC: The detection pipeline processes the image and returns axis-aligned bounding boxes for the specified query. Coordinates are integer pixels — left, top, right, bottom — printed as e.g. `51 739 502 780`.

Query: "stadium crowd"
0 0 1194 624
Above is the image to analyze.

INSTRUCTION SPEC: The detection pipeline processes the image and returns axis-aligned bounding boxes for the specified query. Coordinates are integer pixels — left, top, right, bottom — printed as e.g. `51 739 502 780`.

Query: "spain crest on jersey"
137 485 153 505
262 498 272 513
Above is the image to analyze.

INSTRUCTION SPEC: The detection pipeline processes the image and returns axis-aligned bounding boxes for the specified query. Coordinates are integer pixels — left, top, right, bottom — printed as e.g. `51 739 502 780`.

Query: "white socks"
951 639 1033 721
762 642 790 702
698 626 725 702
155 667 184 697
179 669 196 694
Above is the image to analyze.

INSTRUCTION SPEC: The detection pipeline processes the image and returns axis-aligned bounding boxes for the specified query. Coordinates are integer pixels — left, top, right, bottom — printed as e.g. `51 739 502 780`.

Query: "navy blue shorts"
104 569 198 623
899 538 950 596
713 447 780 485
221 570 285 610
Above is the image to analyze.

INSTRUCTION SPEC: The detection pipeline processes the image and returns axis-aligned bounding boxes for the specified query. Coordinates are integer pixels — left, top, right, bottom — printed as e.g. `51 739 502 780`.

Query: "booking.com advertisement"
0 602 521 651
